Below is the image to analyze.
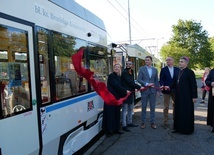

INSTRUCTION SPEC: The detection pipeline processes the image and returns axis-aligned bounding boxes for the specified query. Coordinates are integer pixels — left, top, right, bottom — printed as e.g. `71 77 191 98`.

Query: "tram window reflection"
88 44 108 91
37 28 51 104
0 25 31 118
52 31 87 101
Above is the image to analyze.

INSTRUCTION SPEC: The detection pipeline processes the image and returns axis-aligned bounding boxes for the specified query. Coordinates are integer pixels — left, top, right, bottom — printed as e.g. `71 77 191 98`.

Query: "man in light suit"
159 57 180 129
137 56 159 129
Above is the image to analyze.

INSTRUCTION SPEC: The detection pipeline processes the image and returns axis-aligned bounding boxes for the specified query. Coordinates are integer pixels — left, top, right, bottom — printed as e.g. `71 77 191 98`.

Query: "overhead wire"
107 0 155 47
114 0 150 38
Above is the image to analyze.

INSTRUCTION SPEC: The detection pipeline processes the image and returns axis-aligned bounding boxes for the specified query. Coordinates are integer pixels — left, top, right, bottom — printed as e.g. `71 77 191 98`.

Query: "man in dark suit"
137 56 159 129
159 57 180 129
121 61 142 132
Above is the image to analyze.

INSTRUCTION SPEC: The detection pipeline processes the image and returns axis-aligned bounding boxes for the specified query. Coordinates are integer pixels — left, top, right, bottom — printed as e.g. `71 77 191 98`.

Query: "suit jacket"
137 65 159 94
121 68 141 104
159 66 180 94
205 69 214 126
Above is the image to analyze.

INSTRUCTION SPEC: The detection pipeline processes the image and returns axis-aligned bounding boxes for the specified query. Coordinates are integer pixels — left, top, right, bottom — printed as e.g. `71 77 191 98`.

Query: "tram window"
0 25 31 118
0 51 8 62
52 32 87 101
88 44 108 90
37 28 51 104
13 52 27 62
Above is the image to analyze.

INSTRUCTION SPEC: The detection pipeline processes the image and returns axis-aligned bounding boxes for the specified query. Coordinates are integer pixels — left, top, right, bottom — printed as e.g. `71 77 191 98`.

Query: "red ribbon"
71 48 149 106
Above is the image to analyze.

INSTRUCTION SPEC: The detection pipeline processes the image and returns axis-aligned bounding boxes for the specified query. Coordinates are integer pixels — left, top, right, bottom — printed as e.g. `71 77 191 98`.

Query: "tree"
160 19 214 69
209 37 214 66
160 43 188 66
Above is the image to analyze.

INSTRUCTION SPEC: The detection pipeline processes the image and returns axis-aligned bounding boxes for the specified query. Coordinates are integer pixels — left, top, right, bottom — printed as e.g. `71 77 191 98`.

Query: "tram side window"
0 25 31 118
89 44 108 90
37 28 51 104
52 32 87 101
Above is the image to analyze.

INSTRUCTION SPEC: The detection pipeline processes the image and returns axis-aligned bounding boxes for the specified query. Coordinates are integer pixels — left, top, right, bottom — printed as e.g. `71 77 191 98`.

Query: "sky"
75 0 214 54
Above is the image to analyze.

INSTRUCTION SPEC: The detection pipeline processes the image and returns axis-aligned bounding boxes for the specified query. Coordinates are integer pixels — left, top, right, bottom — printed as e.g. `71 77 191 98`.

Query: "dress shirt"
168 66 174 78
146 66 152 78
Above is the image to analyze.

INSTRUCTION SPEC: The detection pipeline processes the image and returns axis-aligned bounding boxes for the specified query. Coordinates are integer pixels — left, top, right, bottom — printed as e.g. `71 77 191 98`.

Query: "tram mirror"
111 43 117 48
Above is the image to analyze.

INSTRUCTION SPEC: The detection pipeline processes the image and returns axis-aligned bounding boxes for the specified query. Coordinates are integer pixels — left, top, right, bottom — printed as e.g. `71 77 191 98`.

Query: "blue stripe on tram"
46 92 98 112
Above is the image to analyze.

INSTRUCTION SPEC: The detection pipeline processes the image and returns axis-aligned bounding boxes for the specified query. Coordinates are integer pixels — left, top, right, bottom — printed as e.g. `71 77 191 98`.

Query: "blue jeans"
122 102 134 127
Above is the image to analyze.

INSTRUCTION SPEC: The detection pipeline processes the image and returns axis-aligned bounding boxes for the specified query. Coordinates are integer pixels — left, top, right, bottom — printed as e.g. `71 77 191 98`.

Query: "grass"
194 69 203 79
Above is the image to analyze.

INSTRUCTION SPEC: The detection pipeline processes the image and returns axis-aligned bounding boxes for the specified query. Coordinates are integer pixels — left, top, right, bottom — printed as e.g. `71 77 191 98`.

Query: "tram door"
0 18 40 155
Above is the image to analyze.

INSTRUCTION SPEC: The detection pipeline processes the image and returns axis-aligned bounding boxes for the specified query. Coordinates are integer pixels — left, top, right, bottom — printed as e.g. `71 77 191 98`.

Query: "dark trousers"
202 90 207 100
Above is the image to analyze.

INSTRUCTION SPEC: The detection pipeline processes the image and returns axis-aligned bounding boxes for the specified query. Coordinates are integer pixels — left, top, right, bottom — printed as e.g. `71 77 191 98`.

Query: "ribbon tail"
72 48 120 105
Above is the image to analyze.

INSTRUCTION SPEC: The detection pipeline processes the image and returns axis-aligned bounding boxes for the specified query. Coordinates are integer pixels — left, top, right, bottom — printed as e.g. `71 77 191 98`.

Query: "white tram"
0 0 108 154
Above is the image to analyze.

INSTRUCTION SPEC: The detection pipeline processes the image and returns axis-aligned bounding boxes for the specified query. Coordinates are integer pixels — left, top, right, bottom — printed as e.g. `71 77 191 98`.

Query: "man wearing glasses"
159 57 180 129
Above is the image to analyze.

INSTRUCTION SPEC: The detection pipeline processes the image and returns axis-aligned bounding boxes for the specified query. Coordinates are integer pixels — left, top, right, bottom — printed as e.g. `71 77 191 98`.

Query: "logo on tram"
87 100 94 111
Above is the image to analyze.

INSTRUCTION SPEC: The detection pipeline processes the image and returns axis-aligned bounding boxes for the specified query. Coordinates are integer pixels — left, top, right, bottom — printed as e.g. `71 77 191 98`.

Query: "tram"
0 0 109 155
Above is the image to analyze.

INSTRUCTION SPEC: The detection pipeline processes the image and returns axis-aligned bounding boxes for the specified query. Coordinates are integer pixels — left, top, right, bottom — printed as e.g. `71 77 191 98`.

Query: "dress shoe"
171 129 178 133
200 101 205 104
127 123 139 127
114 131 124 134
122 126 130 132
141 123 146 129
151 123 157 129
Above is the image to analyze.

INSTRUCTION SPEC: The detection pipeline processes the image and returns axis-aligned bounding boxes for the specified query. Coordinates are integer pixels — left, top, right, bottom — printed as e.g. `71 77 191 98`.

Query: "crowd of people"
102 55 214 137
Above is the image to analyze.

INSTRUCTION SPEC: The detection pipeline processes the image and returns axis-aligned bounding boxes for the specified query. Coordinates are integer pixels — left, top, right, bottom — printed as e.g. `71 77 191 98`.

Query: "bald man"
159 57 180 129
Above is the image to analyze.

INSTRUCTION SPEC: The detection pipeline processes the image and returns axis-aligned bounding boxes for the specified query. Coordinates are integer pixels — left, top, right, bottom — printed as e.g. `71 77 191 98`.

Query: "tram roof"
50 0 106 31
111 43 161 63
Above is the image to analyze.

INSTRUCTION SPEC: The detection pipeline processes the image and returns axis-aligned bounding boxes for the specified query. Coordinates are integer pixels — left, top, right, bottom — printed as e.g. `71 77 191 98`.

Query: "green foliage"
52 32 76 57
160 19 214 69
209 37 214 67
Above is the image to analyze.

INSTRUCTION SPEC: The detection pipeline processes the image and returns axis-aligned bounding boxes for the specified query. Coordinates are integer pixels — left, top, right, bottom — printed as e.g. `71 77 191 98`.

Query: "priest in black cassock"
171 56 198 134
205 68 214 133
102 64 129 137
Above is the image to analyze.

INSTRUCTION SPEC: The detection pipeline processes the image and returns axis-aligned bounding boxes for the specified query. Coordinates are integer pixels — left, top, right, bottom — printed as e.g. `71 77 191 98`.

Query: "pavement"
85 79 214 155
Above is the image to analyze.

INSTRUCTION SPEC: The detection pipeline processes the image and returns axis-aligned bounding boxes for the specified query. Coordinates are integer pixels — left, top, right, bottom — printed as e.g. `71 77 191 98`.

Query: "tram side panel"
41 93 103 155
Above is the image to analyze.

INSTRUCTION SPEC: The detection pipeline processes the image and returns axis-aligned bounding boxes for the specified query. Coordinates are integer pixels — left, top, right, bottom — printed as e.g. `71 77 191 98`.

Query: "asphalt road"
85 79 214 155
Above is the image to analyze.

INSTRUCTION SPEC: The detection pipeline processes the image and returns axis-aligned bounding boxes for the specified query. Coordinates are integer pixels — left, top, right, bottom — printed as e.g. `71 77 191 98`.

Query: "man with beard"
121 61 142 132
172 56 197 134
